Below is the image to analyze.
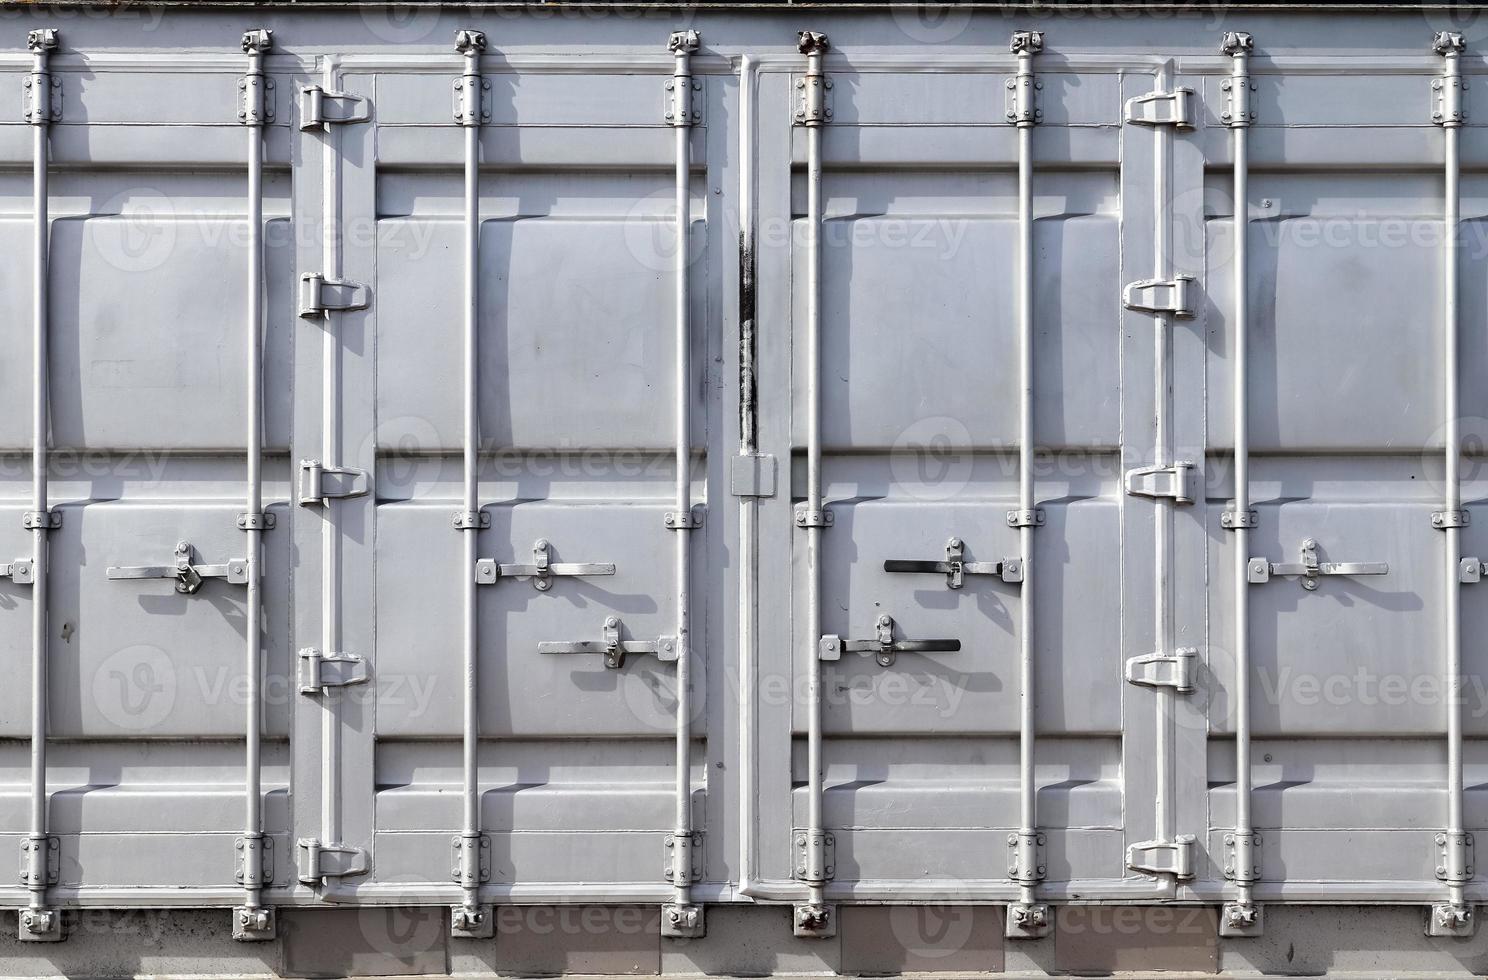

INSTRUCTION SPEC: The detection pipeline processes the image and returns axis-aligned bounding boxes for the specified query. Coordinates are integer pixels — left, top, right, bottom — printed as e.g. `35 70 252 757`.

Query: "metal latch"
299 273 370 317
1125 648 1197 693
1007 831 1046 884
475 538 617 592
665 831 703 885
792 829 835 882
1124 277 1195 317
883 537 1023 588
1434 32 1467 127
299 460 370 506
1247 537 1388 590
107 540 249 595
298 648 369 694
297 839 369 883
1437 831 1475 883
1127 836 1196 879
0 559 34 584
1125 462 1196 504
818 614 961 669
538 616 678 670
731 453 776 498
1224 831 1261 883
299 86 370 130
235 834 274 888
23 30 60 126
1125 88 1193 128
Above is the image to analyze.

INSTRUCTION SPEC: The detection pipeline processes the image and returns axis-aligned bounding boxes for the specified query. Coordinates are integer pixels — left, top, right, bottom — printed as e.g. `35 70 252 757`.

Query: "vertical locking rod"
455 28 488 936
22 27 58 942
665 28 703 939
237 27 273 941
1008 28 1048 938
1221 30 1259 937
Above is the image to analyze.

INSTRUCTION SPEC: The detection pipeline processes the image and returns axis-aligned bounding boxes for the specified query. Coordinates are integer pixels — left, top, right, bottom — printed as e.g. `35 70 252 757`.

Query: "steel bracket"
1125 462 1196 504
662 902 705 939
18 906 61 942
1127 835 1196 879
237 73 275 126
883 537 1023 588
22 72 61 125
299 86 370 130
730 453 776 497
1221 901 1264 938
818 614 961 668
475 538 617 592
793 30 831 127
232 905 276 942
1248 538 1387 591
107 540 249 595
299 273 370 317
22 510 60 531
1005 30 1044 127
1434 32 1467 127
664 831 703 885
539 616 678 669
1224 831 1262 883
1125 88 1193 128
1462 558 1485 584
793 902 836 939
297 839 370 883
236 512 276 531
794 506 833 528
299 459 370 506
664 30 702 128
1428 902 1475 937
1125 648 1197 693
1006 902 1052 939
235 833 274 889
298 648 370 694
792 829 835 883
1123 276 1195 317
451 832 490 888
1007 830 1046 885
1436 831 1475 883
0 559 35 584
453 510 490 531
451 75 490 127
1221 509 1258 529
1434 509 1470 529
664 506 704 530
1007 508 1045 528
450 903 494 939
18 835 59 888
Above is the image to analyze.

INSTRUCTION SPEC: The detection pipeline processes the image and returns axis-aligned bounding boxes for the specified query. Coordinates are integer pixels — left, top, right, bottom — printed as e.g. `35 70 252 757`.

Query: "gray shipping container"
2 2 1488 976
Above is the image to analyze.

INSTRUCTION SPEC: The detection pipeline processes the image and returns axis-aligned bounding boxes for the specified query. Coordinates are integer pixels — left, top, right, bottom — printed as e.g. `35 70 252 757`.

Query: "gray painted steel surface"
0 0 1484 960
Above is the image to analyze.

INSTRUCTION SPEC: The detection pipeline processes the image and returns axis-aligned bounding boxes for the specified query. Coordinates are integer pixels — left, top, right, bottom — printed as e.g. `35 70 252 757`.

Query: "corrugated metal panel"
0 2 1481 962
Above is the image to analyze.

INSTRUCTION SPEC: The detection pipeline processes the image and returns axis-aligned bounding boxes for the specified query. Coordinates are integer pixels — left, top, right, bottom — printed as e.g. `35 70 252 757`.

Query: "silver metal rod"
1225 33 1255 915
27 28 55 920
1152 60 1176 884
242 27 270 916
456 29 485 919
803 36 826 911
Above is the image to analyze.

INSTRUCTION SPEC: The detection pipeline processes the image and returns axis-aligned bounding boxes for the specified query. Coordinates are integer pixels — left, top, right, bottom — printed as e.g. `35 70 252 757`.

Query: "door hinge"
235 833 274 888
298 648 370 694
451 833 490 888
1224 831 1261 883
299 86 370 130
1007 830 1046 884
1437 831 1475 883
1124 276 1195 317
791 829 835 882
1125 88 1194 128
1127 835 1196 879
1125 648 1197 693
298 460 370 506
1125 462 1196 504
299 273 370 317
731 453 776 497
664 831 703 885
18 835 59 887
297 839 370 883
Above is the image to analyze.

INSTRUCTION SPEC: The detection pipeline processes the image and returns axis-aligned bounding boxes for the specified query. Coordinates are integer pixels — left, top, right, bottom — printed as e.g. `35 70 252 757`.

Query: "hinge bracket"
665 29 702 127
237 74 275 125
1224 831 1261 883
297 838 370 883
664 831 703 885
1127 835 1196 879
791 829 835 882
1007 830 1046 884
299 273 370 317
1433 32 1467 127
1124 462 1196 504
298 648 370 694
1125 648 1196 693
235 833 274 888
18 834 59 887
731 453 776 497
22 510 61 531
1124 276 1195 317
1007 508 1045 528
1436 831 1475 883
22 72 61 125
451 833 490 888
299 460 370 506
1125 88 1193 128
664 506 704 530
1434 509 1470 529
795 506 833 528
452 75 490 126
299 86 370 130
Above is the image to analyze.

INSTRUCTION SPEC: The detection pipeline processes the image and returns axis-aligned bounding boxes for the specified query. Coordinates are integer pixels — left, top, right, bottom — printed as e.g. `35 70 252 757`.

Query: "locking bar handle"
538 616 678 669
883 537 1024 588
817 614 962 668
474 538 616 591
107 540 250 595
1247 537 1388 590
